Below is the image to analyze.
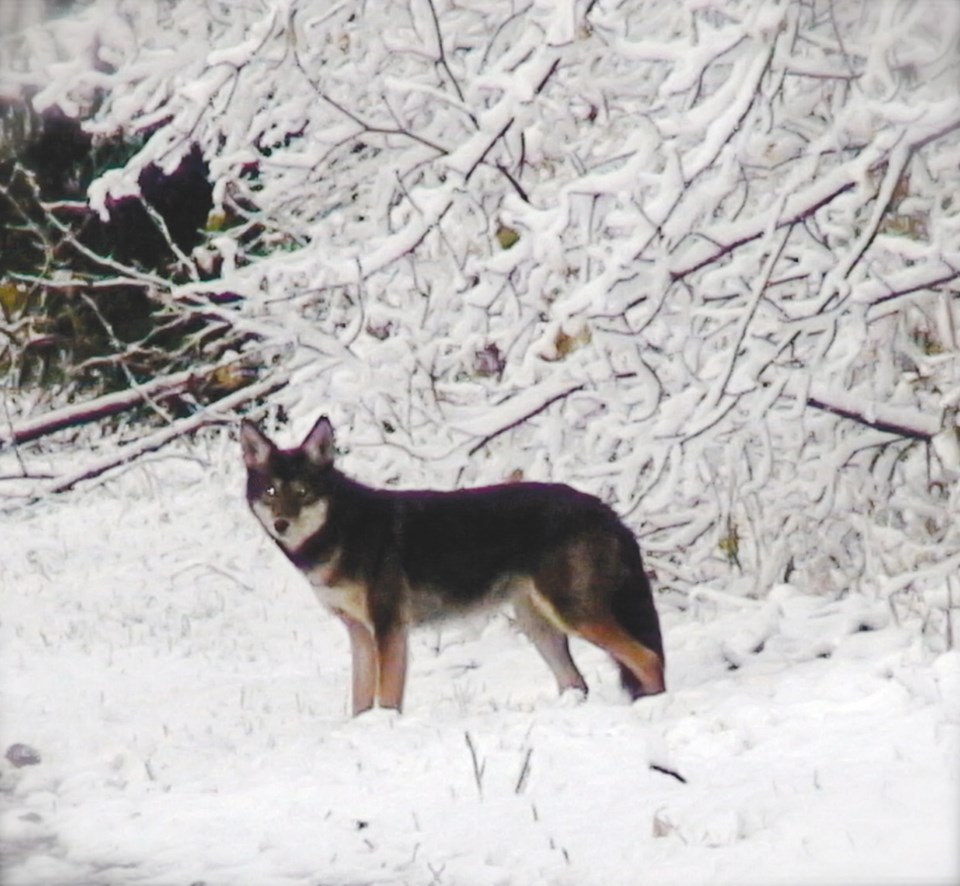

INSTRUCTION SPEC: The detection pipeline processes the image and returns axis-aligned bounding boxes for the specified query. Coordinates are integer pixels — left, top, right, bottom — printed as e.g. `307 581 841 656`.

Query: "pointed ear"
240 419 275 470
302 415 335 468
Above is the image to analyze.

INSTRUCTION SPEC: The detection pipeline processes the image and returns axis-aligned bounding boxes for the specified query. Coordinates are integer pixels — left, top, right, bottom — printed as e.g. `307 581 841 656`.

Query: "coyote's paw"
556 686 588 707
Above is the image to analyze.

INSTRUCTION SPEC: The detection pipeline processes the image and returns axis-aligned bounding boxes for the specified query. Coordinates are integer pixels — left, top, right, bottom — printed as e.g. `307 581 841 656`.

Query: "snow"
2 0 959 879
2 440 957 886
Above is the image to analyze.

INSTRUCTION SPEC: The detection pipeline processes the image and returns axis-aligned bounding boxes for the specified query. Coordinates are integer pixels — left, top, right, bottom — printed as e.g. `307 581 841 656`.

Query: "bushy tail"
612 534 665 699
617 662 646 699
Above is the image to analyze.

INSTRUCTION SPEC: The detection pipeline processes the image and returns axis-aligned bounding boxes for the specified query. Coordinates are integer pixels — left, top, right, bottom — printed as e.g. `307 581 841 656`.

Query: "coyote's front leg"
376 624 409 712
337 612 378 715
369 559 409 713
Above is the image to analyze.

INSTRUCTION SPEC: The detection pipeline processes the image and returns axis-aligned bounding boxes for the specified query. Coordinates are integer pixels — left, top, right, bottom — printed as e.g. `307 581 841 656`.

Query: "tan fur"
308 570 372 631
577 619 665 695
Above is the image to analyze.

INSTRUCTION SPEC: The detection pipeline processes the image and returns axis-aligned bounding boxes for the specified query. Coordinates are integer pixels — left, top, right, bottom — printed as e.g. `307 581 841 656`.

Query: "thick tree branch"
38 374 288 496
1 360 257 447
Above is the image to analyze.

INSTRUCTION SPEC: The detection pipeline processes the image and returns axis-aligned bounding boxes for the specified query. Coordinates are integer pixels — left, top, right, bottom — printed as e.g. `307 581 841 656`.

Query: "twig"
535 58 560 95
817 141 914 313
423 0 471 115
1 395 29 476
465 116 515 183
703 217 793 411
464 731 485 798
649 763 687 784
514 747 533 794
670 178 855 281
291 38 446 156
866 265 960 311
805 388 941 442
671 113 960 282
139 197 200 282
77 291 176 427
467 382 586 456
290 17 531 202
494 162 529 204
948 574 956 652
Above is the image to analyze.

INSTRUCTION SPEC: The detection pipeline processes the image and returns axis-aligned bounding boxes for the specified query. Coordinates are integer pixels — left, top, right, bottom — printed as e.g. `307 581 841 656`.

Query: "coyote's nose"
274 518 290 535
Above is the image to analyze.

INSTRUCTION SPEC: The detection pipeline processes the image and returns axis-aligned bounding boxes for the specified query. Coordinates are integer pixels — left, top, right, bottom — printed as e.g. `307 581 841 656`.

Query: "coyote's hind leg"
514 593 588 695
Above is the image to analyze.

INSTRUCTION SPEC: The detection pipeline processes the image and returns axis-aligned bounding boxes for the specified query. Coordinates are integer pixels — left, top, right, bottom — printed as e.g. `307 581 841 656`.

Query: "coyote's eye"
291 481 309 499
264 485 278 499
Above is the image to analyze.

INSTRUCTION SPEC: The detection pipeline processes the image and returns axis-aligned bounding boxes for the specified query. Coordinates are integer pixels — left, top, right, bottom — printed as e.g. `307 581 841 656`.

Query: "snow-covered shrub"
1 0 958 606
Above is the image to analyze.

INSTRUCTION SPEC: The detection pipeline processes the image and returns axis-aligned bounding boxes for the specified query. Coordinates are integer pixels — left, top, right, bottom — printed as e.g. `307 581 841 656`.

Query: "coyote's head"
240 416 336 551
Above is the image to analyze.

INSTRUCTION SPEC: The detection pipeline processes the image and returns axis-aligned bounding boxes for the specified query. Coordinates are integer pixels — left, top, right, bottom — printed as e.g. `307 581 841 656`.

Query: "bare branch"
467 382 586 456
38 373 288 496
805 389 943 442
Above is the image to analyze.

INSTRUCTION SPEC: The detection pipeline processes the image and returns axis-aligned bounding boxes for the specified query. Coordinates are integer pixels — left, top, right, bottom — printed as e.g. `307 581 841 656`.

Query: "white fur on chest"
307 563 372 629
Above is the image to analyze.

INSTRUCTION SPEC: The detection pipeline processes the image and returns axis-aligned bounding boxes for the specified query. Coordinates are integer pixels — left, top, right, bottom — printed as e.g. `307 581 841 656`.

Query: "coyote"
241 416 665 715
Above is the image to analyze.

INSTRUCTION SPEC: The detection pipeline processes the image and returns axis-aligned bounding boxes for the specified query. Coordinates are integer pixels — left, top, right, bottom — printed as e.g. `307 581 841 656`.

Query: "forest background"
1 0 958 615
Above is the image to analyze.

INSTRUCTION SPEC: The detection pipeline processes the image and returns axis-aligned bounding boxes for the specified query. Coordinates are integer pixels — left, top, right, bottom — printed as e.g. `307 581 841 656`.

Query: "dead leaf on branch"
495 223 520 250
541 324 592 362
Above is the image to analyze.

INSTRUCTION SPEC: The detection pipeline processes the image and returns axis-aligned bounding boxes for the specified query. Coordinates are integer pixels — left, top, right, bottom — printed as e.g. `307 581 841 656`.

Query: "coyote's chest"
306 559 372 628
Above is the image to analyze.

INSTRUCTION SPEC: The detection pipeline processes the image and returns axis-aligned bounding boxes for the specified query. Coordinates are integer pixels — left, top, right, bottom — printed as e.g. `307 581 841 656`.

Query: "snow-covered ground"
1 433 958 886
